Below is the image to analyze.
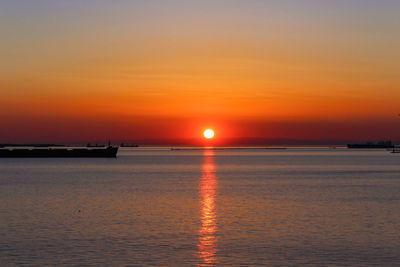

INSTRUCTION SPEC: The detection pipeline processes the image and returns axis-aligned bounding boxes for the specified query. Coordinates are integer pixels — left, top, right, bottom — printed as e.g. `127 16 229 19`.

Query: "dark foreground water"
1 147 400 266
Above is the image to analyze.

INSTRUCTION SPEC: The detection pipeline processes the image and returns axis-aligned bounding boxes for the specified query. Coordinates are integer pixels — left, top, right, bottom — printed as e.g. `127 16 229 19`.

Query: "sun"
203 129 215 139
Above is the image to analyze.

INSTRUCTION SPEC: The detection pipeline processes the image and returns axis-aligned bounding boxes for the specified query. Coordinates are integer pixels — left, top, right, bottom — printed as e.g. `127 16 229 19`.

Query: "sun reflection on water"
198 149 218 266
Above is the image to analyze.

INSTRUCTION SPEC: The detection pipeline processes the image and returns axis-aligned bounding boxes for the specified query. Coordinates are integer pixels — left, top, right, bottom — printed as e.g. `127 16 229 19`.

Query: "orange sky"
1 1 400 144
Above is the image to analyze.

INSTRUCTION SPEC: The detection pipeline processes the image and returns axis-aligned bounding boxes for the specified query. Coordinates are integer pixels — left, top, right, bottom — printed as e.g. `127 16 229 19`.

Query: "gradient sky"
1 0 400 144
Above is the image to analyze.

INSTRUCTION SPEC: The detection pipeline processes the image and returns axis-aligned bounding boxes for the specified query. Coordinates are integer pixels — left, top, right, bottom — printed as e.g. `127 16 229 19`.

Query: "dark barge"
347 141 394 149
0 146 118 158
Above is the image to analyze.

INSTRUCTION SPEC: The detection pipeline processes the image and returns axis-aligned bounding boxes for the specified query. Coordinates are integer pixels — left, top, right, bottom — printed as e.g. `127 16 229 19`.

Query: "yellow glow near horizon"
203 129 215 139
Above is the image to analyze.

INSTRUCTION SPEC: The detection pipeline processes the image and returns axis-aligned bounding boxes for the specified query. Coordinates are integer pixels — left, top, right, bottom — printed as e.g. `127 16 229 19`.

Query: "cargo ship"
0 145 118 158
392 146 400 153
120 143 139 147
347 141 394 149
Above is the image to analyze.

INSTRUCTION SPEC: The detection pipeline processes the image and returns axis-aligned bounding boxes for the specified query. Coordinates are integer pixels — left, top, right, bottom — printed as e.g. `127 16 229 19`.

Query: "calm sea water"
1 147 400 266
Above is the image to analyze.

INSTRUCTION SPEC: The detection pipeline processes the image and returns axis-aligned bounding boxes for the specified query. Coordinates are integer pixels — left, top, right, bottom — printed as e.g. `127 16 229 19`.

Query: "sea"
1 147 400 266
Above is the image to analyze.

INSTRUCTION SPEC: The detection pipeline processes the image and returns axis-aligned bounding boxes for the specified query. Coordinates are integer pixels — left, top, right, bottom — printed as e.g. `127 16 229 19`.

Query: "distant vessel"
347 141 394 149
0 143 65 147
120 143 139 147
392 146 400 153
0 145 118 158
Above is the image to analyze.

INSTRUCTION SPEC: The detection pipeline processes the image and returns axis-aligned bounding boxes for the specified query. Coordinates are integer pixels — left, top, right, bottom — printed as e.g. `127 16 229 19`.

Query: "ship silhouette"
347 140 394 149
0 144 118 158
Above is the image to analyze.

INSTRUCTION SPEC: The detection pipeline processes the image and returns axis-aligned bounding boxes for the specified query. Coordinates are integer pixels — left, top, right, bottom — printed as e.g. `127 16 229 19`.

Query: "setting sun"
203 129 215 139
